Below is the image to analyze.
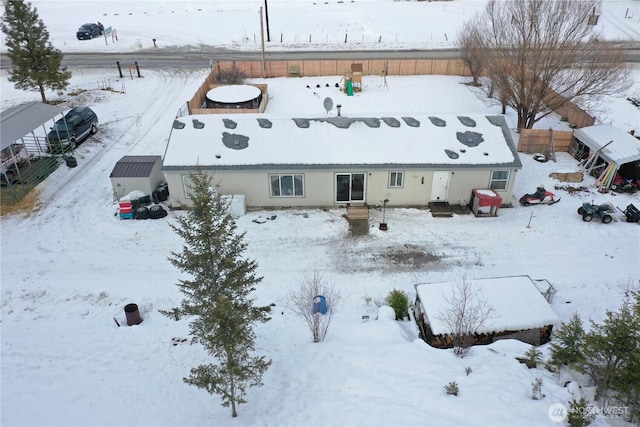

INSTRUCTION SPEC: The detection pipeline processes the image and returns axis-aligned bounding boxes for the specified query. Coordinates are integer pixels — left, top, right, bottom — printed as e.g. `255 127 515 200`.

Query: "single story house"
571 125 640 189
413 275 560 348
161 113 522 209
109 155 164 200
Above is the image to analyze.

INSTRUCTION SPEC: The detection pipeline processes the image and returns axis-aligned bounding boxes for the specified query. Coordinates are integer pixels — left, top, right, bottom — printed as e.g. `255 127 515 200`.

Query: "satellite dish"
323 97 334 114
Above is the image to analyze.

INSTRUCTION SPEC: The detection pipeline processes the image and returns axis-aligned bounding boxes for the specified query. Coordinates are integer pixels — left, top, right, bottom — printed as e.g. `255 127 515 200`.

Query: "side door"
430 171 451 202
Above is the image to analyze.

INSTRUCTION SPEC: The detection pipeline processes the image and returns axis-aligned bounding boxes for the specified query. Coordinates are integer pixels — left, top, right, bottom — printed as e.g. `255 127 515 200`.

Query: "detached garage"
110 155 163 200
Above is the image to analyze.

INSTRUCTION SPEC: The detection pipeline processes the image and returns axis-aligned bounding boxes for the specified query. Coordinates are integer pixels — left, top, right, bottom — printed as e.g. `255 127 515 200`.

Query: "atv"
577 202 616 223
519 186 560 206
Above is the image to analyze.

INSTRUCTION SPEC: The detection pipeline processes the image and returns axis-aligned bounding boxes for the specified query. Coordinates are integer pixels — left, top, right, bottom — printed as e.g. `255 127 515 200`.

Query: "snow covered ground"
1 1 640 426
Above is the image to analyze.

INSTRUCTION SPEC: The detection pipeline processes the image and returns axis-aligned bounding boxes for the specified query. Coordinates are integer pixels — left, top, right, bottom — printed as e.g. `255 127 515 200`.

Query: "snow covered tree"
1 0 71 103
162 169 271 417
461 0 630 129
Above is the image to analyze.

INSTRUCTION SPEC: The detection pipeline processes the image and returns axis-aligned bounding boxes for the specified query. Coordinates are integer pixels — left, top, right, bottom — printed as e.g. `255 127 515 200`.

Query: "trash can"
124 303 143 326
65 156 78 168
156 185 168 202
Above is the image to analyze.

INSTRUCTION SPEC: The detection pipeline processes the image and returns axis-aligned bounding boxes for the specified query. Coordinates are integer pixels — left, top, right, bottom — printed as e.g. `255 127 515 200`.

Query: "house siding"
163 166 517 209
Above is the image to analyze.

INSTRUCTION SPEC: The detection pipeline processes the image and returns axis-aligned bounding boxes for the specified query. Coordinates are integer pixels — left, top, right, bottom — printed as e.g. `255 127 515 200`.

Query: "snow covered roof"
162 114 522 170
415 275 560 336
1 102 64 151
573 125 640 165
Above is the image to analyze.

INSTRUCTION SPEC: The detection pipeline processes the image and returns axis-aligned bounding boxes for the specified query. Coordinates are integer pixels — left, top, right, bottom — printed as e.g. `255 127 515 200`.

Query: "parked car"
76 22 104 40
47 107 99 152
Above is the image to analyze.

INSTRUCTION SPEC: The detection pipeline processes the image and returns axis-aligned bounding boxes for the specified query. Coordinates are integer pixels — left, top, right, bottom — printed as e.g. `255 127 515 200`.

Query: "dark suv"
76 22 104 40
47 107 99 152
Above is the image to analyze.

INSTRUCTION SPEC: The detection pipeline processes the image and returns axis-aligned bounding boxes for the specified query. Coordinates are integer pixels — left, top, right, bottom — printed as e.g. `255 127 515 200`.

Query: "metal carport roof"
0 102 64 151
573 125 640 166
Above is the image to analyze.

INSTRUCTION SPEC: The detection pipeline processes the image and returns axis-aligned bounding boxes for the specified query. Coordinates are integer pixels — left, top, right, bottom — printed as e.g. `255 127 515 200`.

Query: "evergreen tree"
609 292 640 422
162 170 271 417
1 0 71 103
549 312 586 369
579 298 639 406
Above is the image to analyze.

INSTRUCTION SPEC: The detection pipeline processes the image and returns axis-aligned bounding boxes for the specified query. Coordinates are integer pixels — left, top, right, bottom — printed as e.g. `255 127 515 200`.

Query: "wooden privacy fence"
189 59 596 146
517 129 574 154
215 59 470 79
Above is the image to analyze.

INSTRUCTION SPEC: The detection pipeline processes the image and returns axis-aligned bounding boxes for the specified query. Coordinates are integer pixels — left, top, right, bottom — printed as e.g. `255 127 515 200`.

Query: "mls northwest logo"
548 403 568 423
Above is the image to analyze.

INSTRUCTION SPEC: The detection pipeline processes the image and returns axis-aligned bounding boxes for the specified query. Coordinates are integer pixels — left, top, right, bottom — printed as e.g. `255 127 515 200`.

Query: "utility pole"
259 7 266 78
264 0 271 42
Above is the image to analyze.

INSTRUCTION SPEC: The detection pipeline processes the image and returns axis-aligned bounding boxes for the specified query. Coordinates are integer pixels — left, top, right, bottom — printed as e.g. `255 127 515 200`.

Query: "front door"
430 171 450 202
336 173 366 203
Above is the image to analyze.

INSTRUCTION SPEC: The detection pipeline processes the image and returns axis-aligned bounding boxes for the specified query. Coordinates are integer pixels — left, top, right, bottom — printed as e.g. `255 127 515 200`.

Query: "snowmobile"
519 186 560 206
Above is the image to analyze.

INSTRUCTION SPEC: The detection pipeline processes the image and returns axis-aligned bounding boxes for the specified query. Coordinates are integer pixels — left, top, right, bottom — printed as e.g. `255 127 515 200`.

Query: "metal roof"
573 125 640 165
1 102 65 151
109 155 162 178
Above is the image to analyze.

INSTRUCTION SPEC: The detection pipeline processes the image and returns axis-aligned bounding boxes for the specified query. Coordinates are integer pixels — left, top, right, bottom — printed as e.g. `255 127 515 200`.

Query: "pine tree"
549 312 586 369
609 292 640 422
163 170 271 417
1 0 71 103
579 298 639 405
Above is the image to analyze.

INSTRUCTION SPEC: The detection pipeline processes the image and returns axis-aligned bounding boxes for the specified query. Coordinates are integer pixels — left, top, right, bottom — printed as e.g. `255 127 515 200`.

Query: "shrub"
444 381 459 396
386 289 409 320
531 377 544 400
567 398 595 427
517 347 543 369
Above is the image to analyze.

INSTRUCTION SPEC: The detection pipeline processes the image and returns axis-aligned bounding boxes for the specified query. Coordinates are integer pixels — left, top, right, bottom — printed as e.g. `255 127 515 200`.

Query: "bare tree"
462 0 631 129
437 276 494 357
286 271 339 343
456 14 486 87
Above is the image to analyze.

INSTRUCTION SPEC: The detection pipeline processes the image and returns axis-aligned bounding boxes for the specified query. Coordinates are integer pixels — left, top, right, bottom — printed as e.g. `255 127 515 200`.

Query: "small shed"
109 155 163 200
470 189 502 217
413 275 559 348
571 125 640 190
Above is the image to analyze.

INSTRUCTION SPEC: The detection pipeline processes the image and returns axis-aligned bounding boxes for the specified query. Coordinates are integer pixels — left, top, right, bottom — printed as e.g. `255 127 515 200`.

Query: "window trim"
269 173 305 197
489 170 510 191
182 174 195 199
388 171 404 188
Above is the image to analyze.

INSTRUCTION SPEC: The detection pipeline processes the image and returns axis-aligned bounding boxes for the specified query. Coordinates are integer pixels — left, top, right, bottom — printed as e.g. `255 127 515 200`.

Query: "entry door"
430 171 450 202
336 173 366 203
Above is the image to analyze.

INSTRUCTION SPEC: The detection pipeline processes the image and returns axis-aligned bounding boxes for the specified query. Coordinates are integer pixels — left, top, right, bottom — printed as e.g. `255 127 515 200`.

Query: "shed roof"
1 102 64 151
110 155 162 178
573 125 640 165
415 275 559 336
162 114 522 171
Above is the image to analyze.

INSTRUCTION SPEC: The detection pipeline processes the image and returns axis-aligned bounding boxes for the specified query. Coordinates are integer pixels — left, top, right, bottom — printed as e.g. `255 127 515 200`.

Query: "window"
490 170 510 190
182 174 195 198
270 174 304 197
389 171 404 188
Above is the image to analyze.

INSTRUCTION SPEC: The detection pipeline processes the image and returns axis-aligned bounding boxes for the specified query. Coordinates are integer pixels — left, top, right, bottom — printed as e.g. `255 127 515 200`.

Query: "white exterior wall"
164 167 517 209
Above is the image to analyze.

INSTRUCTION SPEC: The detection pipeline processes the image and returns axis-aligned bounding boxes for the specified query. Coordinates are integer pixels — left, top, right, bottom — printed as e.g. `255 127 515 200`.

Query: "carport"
572 125 640 191
1 102 66 206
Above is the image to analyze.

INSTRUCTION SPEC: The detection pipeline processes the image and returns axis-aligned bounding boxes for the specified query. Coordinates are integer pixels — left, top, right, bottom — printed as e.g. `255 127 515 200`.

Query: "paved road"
1 48 464 70
2 44 639 70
